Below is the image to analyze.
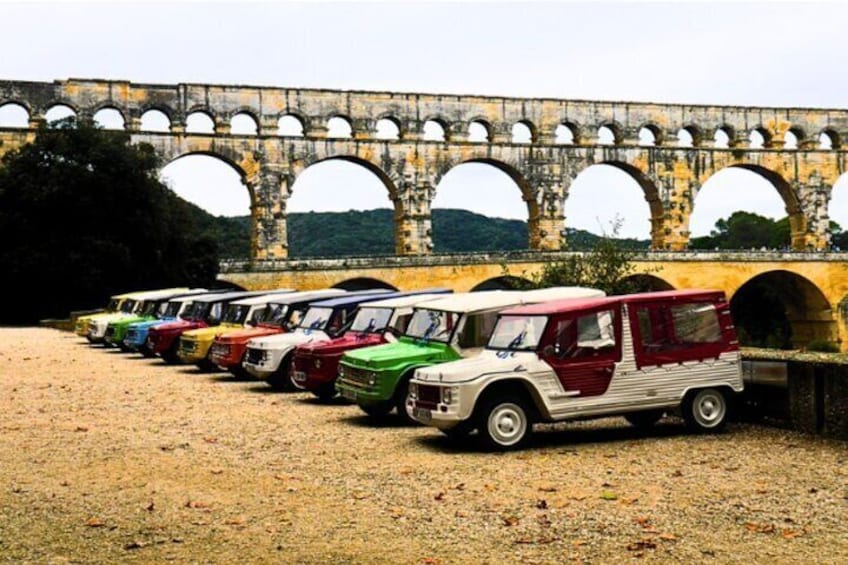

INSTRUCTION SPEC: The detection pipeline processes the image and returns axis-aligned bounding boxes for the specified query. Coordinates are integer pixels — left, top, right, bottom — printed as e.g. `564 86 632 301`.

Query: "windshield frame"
486 314 550 352
403 308 461 344
297 306 334 332
350 307 394 334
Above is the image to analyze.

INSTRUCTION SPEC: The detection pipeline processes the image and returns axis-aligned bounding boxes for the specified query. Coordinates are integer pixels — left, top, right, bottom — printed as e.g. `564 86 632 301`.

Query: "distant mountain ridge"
185 205 650 259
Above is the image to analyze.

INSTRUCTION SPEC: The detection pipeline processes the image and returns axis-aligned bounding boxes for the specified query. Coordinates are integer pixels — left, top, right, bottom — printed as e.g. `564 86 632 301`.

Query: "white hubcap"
694 391 725 427
488 403 527 446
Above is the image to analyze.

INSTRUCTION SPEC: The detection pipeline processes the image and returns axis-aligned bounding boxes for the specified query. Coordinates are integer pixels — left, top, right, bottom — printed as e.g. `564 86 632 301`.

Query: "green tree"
0 118 219 324
689 211 790 250
502 219 651 295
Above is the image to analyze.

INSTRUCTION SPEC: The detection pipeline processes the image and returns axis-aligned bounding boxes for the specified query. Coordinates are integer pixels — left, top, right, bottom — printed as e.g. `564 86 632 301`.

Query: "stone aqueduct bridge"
2 78 848 256
2 79 848 347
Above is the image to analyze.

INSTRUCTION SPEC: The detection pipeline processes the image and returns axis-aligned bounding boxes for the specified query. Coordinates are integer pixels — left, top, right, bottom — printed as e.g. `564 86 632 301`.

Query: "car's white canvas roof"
360 293 451 309
228 290 296 306
414 287 604 314
266 289 348 305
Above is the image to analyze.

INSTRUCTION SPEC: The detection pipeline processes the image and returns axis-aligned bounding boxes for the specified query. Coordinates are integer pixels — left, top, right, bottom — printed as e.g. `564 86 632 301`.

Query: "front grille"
245 348 265 365
104 327 115 340
292 354 311 373
180 339 197 354
210 343 229 359
125 329 138 342
342 365 371 386
417 384 441 409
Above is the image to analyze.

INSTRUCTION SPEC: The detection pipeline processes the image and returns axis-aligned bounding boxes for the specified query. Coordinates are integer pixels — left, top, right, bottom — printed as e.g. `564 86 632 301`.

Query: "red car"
292 292 450 400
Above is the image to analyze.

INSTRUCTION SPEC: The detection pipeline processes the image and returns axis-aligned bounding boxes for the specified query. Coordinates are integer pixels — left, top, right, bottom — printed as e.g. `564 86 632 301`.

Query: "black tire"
195 357 218 373
393 375 417 425
360 401 393 420
266 354 295 391
139 343 156 358
314 383 337 402
440 421 473 441
683 388 728 432
476 394 532 451
624 409 665 429
161 341 181 365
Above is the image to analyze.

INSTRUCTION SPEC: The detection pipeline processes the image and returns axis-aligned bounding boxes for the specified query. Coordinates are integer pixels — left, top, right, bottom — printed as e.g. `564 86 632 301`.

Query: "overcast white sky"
3 0 848 240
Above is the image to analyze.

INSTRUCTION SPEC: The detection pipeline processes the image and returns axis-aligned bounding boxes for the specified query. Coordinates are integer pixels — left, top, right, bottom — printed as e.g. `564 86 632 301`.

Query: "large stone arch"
730 270 836 349
430 157 540 251
563 157 665 248
156 146 265 259
287 154 407 255
691 163 804 250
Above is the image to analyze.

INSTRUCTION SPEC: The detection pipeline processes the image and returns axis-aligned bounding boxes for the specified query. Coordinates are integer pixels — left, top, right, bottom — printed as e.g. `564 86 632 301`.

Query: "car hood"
152 320 200 333
216 326 282 344
248 329 330 350
128 318 176 331
413 350 537 384
298 332 383 356
341 339 448 369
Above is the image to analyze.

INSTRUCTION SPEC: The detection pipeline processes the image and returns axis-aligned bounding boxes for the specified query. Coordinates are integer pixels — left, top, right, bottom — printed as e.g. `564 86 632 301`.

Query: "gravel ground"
1 327 847 564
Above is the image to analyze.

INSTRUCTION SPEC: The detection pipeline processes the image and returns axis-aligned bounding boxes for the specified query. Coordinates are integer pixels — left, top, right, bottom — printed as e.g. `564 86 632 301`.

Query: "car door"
541 307 622 397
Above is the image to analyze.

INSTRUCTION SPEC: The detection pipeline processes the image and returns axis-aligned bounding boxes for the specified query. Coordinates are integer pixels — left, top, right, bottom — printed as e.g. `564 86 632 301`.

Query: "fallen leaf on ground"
744 522 775 534
85 517 106 527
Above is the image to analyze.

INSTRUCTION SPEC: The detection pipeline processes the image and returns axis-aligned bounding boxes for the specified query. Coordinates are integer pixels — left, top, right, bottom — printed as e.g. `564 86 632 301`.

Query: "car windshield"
120 299 137 313
185 301 212 321
107 299 120 311
350 307 393 333
141 300 160 316
488 315 548 351
163 301 182 318
223 304 250 324
298 307 333 331
260 303 290 325
404 309 459 343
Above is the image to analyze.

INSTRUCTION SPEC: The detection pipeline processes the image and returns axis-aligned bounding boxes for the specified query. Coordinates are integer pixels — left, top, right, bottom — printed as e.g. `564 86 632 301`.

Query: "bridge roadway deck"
220 250 848 348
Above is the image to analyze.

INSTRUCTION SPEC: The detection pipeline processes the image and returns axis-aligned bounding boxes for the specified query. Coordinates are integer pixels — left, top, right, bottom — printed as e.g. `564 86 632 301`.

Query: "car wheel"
684 388 728 432
624 409 665 428
476 395 531 451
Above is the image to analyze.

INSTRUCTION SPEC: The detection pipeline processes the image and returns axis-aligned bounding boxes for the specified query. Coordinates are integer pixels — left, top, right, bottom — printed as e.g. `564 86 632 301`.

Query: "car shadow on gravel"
296 396 351 407
412 420 696 453
338 413 418 429
205 374 254 383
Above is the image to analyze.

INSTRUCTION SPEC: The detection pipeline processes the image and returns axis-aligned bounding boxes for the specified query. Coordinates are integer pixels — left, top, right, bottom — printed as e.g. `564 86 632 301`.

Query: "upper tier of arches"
1 78 846 149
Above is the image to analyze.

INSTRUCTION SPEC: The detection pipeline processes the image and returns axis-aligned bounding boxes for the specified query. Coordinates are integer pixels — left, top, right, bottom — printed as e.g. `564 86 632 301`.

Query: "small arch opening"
0 103 30 128
93 108 125 130
784 130 798 149
749 127 770 149
376 118 400 140
511 121 533 144
677 128 694 147
820 130 838 150
231 113 258 135
45 104 76 126
327 116 353 139
713 127 733 148
638 126 658 147
140 109 171 132
468 120 490 143
186 112 215 134
555 123 576 145
597 125 616 145
423 120 446 141
278 115 305 137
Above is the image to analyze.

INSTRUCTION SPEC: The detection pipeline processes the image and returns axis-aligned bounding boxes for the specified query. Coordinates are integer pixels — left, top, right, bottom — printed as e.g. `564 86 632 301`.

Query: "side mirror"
542 344 555 358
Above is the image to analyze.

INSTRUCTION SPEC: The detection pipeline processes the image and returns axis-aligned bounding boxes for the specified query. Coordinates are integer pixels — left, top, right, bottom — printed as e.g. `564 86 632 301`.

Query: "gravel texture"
1 327 847 564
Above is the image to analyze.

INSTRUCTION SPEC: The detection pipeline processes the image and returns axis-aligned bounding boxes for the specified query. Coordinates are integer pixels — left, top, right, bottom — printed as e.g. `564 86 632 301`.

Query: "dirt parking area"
1 327 847 564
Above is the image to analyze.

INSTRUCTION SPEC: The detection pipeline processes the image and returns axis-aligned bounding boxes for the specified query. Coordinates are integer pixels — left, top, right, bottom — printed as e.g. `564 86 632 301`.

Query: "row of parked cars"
73 284 744 450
